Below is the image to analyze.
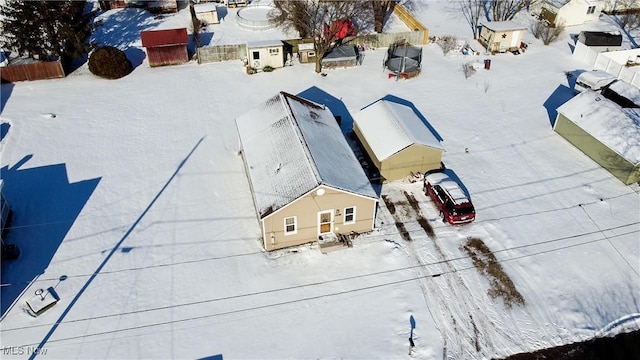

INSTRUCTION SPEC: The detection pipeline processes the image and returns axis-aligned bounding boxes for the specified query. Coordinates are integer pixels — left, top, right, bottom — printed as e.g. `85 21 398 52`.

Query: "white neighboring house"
536 0 602 26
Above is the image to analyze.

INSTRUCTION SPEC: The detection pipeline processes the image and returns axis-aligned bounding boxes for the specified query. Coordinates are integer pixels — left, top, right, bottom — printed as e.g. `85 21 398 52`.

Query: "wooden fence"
197 44 247 64
392 3 429 44
196 30 427 65
0 59 65 83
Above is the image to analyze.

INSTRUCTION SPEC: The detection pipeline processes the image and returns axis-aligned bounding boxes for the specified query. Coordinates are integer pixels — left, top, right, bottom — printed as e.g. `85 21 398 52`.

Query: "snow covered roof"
606 80 640 106
247 39 283 48
480 20 526 32
556 89 640 165
298 43 315 51
545 0 571 9
353 99 444 161
236 92 377 218
193 2 218 13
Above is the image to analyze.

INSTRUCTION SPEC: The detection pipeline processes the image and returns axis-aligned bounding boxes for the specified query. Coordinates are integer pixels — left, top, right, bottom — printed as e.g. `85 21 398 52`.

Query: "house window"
252 51 260 60
269 48 280 55
344 207 356 224
284 216 297 235
587 5 596 14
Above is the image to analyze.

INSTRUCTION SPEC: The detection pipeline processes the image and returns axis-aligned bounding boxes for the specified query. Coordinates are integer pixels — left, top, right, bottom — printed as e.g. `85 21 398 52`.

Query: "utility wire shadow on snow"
0 155 101 319
29 136 205 359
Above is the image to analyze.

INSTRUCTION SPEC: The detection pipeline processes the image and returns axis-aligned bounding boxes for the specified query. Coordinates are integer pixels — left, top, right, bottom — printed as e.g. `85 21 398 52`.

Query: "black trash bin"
484 59 491 70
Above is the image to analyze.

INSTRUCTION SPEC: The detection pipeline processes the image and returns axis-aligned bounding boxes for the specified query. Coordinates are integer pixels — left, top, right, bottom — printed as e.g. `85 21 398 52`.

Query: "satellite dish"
316 188 325 196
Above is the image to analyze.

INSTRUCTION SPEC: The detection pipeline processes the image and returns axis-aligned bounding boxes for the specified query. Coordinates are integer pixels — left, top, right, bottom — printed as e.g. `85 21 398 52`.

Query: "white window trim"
284 216 297 235
344 206 356 225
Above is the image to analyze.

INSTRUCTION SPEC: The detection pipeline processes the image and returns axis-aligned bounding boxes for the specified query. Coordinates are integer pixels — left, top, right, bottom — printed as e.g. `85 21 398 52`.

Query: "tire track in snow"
383 186 527 359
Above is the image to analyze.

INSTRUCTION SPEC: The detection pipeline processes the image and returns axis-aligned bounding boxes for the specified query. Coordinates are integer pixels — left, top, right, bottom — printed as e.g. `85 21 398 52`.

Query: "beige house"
236 92 379 251
478 21 526 53
194 3 219 25
353 99 444 182
554 89 640 184
247 40 284 70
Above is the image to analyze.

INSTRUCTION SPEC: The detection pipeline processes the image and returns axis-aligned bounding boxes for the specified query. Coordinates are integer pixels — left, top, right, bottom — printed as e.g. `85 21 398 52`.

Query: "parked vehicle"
574 70 617 94
424 171 475 225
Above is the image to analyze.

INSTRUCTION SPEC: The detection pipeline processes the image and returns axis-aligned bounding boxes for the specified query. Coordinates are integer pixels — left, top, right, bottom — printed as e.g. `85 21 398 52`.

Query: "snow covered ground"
1 1 639 359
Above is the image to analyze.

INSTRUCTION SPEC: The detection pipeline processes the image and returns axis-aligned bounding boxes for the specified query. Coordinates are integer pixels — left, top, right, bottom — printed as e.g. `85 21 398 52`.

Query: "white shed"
194 3 219 25
247 40 284 70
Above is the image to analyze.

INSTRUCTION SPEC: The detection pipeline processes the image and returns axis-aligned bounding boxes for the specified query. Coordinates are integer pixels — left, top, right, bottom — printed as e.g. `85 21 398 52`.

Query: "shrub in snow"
532 20 564 46
88 46 133 79
436 35 457 55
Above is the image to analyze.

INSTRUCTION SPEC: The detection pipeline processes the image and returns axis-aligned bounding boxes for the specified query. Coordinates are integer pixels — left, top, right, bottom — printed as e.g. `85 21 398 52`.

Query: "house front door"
318 210 333 235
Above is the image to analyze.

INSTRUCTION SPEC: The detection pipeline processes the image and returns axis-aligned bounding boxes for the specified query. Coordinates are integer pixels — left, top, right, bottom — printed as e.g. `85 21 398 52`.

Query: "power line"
3 223 637 335
8 228 638 349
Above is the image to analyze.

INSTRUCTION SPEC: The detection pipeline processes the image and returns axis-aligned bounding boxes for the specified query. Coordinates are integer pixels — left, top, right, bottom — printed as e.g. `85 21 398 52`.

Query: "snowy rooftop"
247 39 283 48
557 89 640 165
353 99 443 161
236 92 377 217
480 20 527 32
606 80 640 106
193 3 218 13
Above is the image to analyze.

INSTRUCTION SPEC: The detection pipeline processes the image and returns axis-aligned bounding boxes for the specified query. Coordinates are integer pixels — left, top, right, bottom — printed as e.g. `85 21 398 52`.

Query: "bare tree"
459 0 483 39
270 0 371 73
372 0 394 33
486 0 538 21
532 19 564 45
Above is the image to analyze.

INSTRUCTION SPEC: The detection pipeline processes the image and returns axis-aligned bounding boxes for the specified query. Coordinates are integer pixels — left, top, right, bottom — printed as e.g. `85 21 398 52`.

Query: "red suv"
424 171 475 225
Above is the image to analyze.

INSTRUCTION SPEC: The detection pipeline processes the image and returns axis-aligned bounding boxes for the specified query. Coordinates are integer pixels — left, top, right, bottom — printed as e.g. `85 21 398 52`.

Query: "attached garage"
554 89 640 185
236 91 378 251
353 98 444 182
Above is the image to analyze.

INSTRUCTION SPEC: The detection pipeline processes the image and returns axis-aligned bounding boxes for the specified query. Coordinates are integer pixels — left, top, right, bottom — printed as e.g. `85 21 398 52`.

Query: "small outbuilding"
352 98 444 182
141 28 189 67
578 31 623 52
478 21 526 53
247 40 284 70
194 2 219 24
554 89 640 184
321 45 358 69
236 91 379 251
298 43 316 64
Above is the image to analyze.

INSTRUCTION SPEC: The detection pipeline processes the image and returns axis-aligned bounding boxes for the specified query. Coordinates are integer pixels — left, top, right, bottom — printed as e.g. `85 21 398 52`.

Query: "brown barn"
141 28 189 67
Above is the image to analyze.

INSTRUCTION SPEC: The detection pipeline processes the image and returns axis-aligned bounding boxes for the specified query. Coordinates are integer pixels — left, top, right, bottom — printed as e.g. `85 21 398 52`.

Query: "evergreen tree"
0 0 96 66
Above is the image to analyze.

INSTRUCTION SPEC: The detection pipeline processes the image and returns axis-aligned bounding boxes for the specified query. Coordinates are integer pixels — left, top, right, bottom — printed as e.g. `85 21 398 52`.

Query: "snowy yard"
0 1 639 359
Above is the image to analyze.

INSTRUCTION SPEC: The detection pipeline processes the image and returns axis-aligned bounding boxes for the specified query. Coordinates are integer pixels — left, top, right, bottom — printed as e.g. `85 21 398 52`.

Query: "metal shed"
141 28 189 67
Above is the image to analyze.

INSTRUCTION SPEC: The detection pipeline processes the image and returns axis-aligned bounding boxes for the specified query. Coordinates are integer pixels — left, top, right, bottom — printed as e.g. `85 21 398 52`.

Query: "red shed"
141 28 189 67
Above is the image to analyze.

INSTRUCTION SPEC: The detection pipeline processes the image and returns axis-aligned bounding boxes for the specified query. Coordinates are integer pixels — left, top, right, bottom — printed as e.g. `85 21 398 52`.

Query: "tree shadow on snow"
91 8 164 70
125 47 146 69
543 84 577 128
0 155 101 317
0 82 14 115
